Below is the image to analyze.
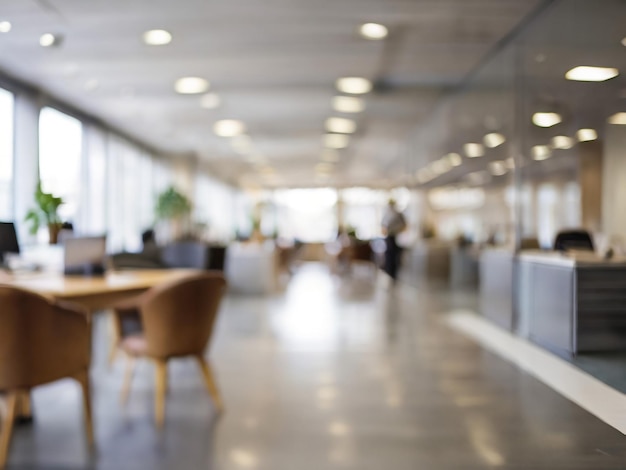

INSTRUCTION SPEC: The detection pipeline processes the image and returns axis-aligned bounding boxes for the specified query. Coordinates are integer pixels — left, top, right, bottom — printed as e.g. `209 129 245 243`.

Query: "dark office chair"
161 241 208 269
554 230 594 252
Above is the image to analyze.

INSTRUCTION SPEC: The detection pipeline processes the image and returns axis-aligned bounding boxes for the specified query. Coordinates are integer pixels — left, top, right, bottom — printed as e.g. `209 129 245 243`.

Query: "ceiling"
0 0 543 188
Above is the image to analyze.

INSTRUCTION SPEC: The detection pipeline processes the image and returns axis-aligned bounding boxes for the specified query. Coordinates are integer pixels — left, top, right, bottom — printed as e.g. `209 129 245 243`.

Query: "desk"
3 269 199 312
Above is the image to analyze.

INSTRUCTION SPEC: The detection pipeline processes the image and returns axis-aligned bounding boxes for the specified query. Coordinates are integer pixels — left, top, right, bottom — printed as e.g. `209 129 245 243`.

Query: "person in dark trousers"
381 199 407 282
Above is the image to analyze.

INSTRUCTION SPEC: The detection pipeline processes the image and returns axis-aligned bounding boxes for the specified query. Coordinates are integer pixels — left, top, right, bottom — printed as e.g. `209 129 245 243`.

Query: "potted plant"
24 183 64 244
155 186 192 240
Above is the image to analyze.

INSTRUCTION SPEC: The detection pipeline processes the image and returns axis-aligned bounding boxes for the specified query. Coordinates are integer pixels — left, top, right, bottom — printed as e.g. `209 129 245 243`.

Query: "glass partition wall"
403 0 626 253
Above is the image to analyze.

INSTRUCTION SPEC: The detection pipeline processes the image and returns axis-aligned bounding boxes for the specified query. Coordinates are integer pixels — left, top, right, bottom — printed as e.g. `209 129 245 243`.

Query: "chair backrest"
161 241 209 269
554 230 594 252
140 273 227 358
0 286 90 389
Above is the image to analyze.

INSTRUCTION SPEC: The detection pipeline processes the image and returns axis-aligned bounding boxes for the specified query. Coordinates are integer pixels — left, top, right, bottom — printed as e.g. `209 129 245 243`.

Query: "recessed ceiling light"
316 162 334 174
483 132 506 148
551 135 574 149
174 77 209 94
214 119 245 137
416 168 434 184
0 21 11 33
576 128 598 142
332 96 365 113
39 33 59 47
505 157 515 169
445 153 462 167
142 29 172 46
324 133 350 149
532 112 561 127
608 112 626 125
464 143 484 158
336 77 372 95
359 23 388 40
430 159 452 175
565 66 619 82
532 145 551 161
200 93 220 109
488 160 508 176
321 149 340 162
325 117 357 134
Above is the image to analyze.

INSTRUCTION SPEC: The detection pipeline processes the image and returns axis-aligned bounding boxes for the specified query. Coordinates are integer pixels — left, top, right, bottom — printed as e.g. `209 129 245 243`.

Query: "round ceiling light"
174 77 209 94
332 96 365 113
40 33 60 47
142 29 172 46
359 23 388 40
0 21 11 33
336 77 372 95
532 112 561 128
325 117 357 134
324 133 350 149
214 119 245 137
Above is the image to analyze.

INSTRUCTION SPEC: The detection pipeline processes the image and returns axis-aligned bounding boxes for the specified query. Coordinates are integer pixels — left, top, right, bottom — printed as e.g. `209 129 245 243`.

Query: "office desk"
3 269 199 312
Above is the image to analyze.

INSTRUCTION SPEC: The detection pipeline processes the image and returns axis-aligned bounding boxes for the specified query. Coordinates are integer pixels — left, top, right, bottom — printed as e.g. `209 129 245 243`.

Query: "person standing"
381 199 407 282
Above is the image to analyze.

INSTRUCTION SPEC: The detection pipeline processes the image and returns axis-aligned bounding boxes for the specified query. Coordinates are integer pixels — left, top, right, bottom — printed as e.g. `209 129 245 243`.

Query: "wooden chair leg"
16 391 32 421
74 370 94 448
154 360 168 429
195 356 224 413
120 355 136 405
108 314 120 368
0 392 18 468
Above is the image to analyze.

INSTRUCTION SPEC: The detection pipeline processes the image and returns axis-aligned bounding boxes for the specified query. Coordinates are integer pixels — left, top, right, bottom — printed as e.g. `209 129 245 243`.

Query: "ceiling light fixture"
336 77 372 95
483 132 506 148
464 143 484 158
576 128 598 142
416 168 434 184
488 161 508 176
332 96 365 113
608 112 626 125
321 149 340 162
142 29 172 46
532 112 561 128
200 93 220 109
359 23 388 40
174 77 209 94
532 145 551 161
565 66 619 82
445 153 462 167
214 119 245 137
39 33 60 47
551 135 574 149
0 21 11 33
325 117 357 134
324 133 350 149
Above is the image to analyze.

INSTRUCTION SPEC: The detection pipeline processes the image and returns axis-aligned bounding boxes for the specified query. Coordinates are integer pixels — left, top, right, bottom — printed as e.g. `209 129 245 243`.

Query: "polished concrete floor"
7 263 626 469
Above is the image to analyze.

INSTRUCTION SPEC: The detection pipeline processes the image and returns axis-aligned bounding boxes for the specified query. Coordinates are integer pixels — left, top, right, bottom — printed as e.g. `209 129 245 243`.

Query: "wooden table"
3 268 200 312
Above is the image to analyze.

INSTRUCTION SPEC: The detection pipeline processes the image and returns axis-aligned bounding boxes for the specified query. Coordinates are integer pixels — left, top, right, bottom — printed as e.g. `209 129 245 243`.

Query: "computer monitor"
64 236 107 276
0 222 20 264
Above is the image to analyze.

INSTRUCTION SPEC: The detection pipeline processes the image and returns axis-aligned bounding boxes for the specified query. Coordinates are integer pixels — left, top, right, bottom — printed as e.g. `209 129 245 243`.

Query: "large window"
0 88 13 220
39 107 82 223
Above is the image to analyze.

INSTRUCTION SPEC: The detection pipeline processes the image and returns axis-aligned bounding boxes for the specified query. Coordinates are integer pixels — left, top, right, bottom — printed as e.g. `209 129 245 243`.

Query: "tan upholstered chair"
116 273 227 428
0 286 93 468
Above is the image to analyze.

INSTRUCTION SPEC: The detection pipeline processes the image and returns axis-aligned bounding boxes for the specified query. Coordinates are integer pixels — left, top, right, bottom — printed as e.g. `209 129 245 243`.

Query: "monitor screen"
0 222 20 263
64 236 107 273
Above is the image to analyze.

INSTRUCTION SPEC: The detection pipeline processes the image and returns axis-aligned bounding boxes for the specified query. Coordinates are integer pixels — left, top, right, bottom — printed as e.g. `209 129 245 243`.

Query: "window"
0 88 14 220
39 107 82 223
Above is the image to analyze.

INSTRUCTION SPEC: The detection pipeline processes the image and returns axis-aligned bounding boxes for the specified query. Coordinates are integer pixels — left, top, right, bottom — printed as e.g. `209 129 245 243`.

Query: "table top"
0 268 200 298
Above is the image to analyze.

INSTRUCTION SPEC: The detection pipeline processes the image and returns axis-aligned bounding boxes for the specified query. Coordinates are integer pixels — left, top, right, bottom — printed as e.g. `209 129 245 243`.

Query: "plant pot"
48 224 61 245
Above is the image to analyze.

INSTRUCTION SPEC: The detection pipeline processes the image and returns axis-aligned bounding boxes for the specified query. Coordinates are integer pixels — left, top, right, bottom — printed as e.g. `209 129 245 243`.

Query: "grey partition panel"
528 264 575 357
479 251 514 331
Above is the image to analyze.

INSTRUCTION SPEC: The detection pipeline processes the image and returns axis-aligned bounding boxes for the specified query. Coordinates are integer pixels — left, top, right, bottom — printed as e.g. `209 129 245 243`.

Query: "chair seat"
121 334 148 356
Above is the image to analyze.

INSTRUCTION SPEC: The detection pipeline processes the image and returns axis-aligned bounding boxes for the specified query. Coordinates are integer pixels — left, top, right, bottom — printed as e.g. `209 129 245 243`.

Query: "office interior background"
2 0 626 469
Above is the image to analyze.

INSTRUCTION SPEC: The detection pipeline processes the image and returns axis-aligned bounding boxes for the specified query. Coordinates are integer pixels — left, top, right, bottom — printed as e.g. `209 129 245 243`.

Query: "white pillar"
13 93 40 245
